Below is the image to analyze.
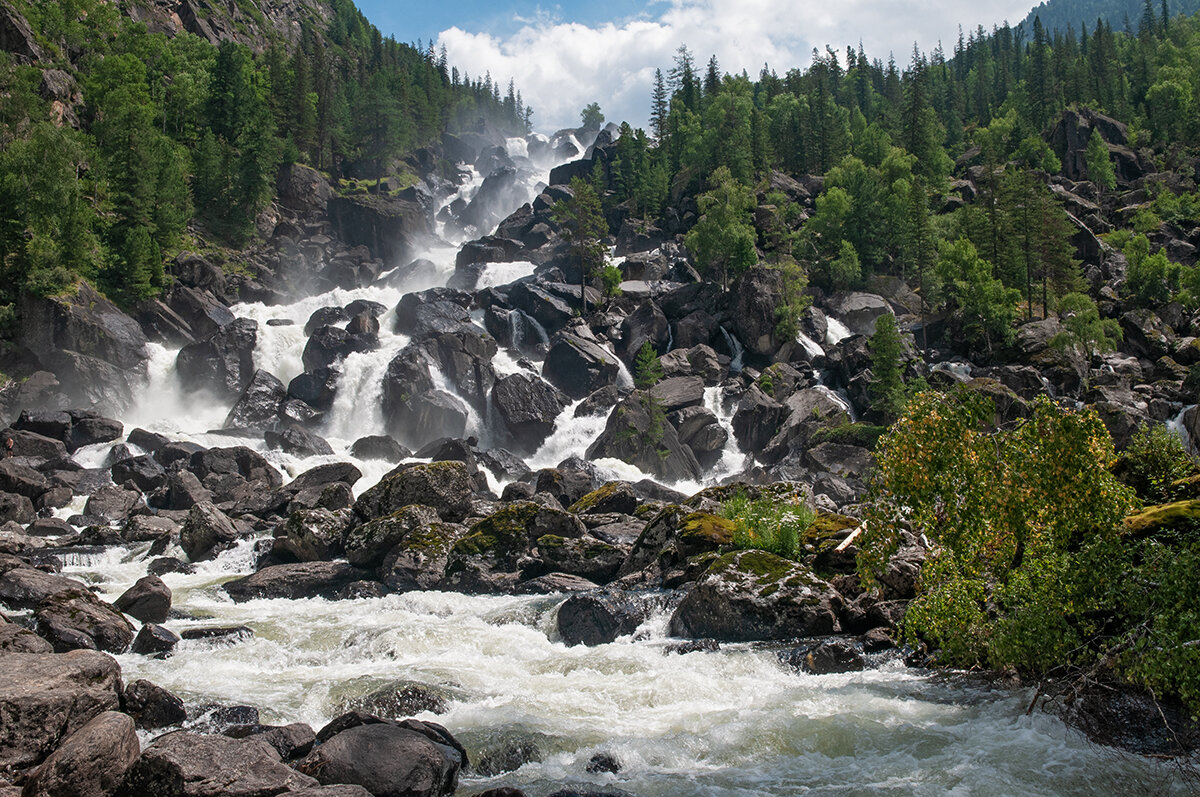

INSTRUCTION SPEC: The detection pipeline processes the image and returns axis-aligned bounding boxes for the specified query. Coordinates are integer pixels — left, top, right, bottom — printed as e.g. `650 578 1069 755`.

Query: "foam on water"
825 316 853 346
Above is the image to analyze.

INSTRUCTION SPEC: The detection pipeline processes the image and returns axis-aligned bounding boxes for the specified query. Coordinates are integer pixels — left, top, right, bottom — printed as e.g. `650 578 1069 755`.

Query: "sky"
357 1 1037 132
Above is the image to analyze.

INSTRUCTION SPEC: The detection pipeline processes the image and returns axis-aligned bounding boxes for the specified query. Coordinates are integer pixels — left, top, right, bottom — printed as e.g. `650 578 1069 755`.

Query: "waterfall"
825 316 852 346
718 327 744 375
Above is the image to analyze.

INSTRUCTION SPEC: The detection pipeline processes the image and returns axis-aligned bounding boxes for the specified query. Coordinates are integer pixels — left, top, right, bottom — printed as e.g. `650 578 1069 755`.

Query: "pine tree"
1085 128 1116 196
551 177 608 314
869 313 906 422
650 68 668 143
634 341 664 389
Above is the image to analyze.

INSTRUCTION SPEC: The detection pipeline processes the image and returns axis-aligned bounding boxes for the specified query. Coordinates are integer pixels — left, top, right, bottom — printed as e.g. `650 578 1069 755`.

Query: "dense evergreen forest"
584 2 1200 358
0 0 529 322
1022 0 1200 35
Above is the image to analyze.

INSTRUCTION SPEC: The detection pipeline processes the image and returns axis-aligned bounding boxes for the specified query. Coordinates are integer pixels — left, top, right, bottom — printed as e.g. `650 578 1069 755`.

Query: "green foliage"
683 166 758 289
719 489 817 561
863 391 1139 672
551 177 609 313
633 342 664 390
1118 423 1198 503
772 256 811 341
936 238 1022 353
1122 233 1180 305
1050 292 1122 370
1085 129 1117 192
580 102 605 132
868 313 906 423
810 421 887 449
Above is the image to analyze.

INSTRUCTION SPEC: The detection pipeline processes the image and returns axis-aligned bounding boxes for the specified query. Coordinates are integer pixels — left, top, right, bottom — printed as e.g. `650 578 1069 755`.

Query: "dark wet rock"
36 591 135 654
385 389 470 450
350 435 411 462
113 575 171 624
305 307 349 337
111 455 167 493
130 623 180 658
147 557 193 577
394 291 473 339
18 282 149 411
567 482 639 516
557 589 656 647
179 626 255 645
21 710 140 797
161 470 213 512
224 370 287 430
492 373 568 453
82 486 142 524
535 534 625 584
0 650 123 773
575 385 619 418
534 463 600 507
344 505 439 569
1046 684 1200 757
379 522 468 593
475 738 540 777
649 376 705 413
179 502 240 562
265 424 334 457
586 752 621 774
289 462 363 493
0 492 35 525
354 462 476 524
122 679 187 730
27 517 72 538
586 393 701 482
225 723 316 761
619 300 670 359
542 332 622 400
298 720 462 797
780 638 866 674
189 447 282 489
669 551 842 642
0 459 47 499
176 318 258 401
223 561 375 602
288 368 339 413
302 325 379 372
274 508 351 563
117 731 318 797
516 573 599 594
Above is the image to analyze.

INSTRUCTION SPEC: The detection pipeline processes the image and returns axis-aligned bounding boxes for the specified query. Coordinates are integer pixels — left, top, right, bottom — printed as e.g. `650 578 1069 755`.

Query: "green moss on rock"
1124 500 1200 537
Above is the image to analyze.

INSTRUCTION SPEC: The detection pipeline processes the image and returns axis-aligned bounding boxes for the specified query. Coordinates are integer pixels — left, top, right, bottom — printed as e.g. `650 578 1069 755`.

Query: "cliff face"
120 0 333 51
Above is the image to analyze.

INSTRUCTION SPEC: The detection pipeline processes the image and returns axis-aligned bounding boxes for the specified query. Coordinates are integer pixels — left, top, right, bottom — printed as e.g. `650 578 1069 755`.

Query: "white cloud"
438 0 1033 132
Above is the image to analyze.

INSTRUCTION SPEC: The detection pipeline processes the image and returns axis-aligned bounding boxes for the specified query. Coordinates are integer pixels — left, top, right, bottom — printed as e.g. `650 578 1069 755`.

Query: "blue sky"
356 1 1036 132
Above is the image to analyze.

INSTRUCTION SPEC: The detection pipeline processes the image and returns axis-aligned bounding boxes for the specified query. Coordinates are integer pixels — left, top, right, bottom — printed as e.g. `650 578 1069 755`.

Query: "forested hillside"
1022 0 1200 35
579 8 1199 362
0 0 528 320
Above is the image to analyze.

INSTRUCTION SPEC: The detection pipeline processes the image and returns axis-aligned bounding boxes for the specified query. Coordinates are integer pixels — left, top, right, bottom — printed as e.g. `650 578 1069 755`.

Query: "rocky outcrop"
586 393 702 482
21 710 140 797
668 550 843 641
328 193 432 268
18 282 149 412
118 731 318 796
353 462 477 524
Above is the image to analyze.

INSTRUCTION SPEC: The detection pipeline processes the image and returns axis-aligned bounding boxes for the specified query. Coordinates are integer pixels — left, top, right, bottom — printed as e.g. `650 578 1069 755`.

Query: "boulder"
189 447 281 489
542 333 623 400
0 650 123 772
18 282 148 411
288 462 363 493
567 482 640 516
264 425 334 457
731 269 784 358
165 286 234 340
556 589 657 646
179 502 240 562
229 723 316 761
35 592 135 654
297 721 461 797
585 393 701 482
113 575 171 624
163 471 212 511
394 292 472 339
780 638 866 674
825 292 893 338
302 326 378 372
0 491 34 525
223 562 374 602
649 376 705 413
328 193 432 267
350 435 411 462
492 374 568 452
288 368 339 412
83 486 142 523
343 505 439 569
0 460 47 499
384 390 470 450
442 502 586 593
20 710 139 797
117 731 318 797
274 508 351 563
110 455 167 493
668 550 842 641
176 318 258 401
224 370 287 429
534 534 625 584
379 522 468 593
130 623 180 658
0 617 52 653
619 301 670 359
353 462 476 524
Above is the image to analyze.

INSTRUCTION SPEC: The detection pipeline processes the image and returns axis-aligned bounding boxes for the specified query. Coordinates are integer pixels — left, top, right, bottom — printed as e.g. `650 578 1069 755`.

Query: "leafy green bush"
1116 422 1197 503
811 421 887 449
718 490 816 561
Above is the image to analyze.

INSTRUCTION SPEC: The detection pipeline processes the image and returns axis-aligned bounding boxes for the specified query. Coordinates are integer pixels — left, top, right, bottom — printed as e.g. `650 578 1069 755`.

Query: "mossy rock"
705 549 820 596
567 481 638 516
678 512 736 556
1169 474 1200 500
802 512 860 554
1123 500 1200 538
451 502 541 563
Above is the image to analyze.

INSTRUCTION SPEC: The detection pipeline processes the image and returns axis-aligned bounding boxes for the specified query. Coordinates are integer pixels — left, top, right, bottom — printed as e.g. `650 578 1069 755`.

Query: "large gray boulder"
176 318 258 402
585 393 701 482
353 462 476 524
0 650 123 773
113 575 171 624
18 281 148 412
298 721 462 797
668 550 843 641
825 292 893 338
492 373 568 453
223 562 374 602
179 502 240 562
542 332 622 400
22 710 140 797
117 731 318 797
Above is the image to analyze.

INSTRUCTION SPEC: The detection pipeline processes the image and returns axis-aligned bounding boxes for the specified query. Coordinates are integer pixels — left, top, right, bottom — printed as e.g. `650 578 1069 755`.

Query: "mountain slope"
1021 0 1200 35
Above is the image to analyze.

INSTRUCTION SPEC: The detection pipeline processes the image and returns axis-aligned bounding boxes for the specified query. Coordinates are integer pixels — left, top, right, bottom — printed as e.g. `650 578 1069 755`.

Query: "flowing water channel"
50 135 1196 794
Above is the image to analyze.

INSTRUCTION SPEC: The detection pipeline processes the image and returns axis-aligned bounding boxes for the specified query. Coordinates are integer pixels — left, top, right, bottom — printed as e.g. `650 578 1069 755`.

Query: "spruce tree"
869 313 906 422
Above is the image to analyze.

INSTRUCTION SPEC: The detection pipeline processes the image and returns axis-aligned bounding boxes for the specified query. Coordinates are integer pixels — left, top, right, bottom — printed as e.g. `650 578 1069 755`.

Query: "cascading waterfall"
718 327 745 375
825 316 852 346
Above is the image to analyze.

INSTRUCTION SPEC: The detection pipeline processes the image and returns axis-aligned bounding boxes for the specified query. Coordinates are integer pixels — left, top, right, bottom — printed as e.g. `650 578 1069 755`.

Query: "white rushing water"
52 131 1192 795
53 541 1182 797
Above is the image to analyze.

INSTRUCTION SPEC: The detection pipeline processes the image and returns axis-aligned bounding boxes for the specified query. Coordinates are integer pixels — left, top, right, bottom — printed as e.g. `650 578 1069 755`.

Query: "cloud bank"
438 0 1033 133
